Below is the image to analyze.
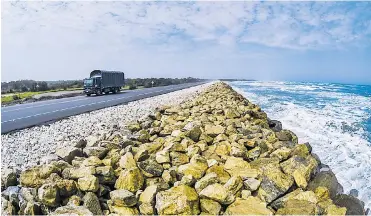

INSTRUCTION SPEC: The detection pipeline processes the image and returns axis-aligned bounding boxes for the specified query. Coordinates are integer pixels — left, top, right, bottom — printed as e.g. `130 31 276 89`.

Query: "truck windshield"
84 79 93 86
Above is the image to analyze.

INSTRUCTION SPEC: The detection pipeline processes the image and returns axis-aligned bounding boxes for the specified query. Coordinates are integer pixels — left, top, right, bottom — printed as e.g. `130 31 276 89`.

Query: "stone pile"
1 82 366 215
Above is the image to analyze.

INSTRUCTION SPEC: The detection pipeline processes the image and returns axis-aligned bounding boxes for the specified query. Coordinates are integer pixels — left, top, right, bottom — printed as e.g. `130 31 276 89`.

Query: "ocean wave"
230 81 371 209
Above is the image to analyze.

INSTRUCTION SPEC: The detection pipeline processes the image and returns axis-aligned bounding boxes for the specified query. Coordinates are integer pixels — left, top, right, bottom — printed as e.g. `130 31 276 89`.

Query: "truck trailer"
83 70 125 96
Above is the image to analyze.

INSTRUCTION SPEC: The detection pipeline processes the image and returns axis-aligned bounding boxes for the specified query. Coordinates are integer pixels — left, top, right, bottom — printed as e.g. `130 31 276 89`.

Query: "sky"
2 1 371 84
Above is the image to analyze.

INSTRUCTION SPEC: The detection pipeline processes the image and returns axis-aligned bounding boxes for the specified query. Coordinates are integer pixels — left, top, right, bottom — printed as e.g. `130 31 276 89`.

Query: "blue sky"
2 1 371 84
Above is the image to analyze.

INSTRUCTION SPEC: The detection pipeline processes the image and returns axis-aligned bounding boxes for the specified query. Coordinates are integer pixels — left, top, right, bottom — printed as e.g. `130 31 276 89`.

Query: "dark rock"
349 189 359 198
83 192 103 215
307 170 343 199
333 194 365 215
138 159 164 177
268 119 282 132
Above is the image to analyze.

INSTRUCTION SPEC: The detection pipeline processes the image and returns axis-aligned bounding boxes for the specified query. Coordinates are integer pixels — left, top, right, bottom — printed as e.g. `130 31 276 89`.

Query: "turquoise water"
229 81 371 208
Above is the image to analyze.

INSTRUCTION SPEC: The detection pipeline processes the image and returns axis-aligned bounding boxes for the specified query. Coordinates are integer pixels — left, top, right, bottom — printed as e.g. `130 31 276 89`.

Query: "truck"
83 70 125 96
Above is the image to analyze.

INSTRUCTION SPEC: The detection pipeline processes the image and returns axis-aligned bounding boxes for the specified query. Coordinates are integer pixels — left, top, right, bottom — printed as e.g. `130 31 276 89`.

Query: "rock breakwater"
1 82 366 215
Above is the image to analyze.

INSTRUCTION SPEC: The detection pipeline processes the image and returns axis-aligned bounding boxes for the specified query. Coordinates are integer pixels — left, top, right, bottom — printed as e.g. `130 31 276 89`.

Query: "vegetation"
1 77 204 104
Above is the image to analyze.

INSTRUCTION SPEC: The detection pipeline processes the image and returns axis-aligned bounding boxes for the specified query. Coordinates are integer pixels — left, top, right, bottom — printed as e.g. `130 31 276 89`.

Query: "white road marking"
1 85 184 124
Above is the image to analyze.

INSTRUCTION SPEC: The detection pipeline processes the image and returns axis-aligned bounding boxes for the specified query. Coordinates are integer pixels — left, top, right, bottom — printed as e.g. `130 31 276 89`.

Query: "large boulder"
138 159 164 177
200 198 221 215
83 146 109 159
138 185 159 215
224 157 259 179
280 155 318 188
115 167 144 193
195 173 219 193
276 199 319 215
307 170 343 199
333 194 365 215
77 175 99 192
224 197 273 215
155 185 200 215
178 155 208 180
204 125 225 137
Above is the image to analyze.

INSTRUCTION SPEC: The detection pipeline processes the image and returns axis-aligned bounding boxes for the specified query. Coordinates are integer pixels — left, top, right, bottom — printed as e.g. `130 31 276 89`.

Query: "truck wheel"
86 94 91 97
96 90 102 96
112 88 118 94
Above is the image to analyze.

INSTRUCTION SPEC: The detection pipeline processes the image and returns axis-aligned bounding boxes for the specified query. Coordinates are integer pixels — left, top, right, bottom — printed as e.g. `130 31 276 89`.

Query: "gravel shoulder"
1 82 213 171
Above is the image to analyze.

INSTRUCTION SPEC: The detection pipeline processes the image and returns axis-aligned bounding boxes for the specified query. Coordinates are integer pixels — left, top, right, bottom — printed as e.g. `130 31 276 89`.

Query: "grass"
1 88 83 104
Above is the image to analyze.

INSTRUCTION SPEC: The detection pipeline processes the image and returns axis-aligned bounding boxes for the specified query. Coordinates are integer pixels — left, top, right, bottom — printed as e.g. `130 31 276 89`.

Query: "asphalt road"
1 82 206 134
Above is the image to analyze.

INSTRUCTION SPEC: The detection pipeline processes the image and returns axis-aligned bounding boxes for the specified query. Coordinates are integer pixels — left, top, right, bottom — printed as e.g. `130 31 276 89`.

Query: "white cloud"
1 1 371 81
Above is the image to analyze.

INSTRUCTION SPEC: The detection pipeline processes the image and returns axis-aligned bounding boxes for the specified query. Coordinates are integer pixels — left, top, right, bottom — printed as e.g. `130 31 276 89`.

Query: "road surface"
1 82 206 134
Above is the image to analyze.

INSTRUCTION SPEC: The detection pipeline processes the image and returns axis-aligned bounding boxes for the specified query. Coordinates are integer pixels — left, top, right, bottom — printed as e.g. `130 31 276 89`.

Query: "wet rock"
349 189 359 198
307 170 343 199
155 185 200 215
268 119 282 132
333 194 365 215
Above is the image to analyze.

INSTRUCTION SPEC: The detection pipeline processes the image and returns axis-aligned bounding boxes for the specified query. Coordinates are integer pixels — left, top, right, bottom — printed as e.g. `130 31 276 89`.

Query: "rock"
307 171 343 199
257 168 294 203
62 166 96 179
243 178 261 191
128 122 141 132
270 147 292 161
119 152 137 169
19 187 37 202
78 175 99 192
51 205 93 215
170 152 189 166
178 155 208 180
40 154 60 164
276 129 298 144
138 159 164 177
280 155 318 188
56 146 83 163
82 156 103 167
1 197 17 215
38 183 60 207
333 194 365 215
2 186 20 205
23 201 41 215
83 192 103 215
268 119 282 132
146 177 170 191
156 185 200 215
108 203 139 215
224 157 258 179
204 124 225 137
1 168 18 188
110 190 137 207
247 146 261 160
326 204 347 215
199 183 235 205
270 189 318 210
115 167 144 193
95 166 116 183
349 189 359 198
20 167 45 187
156 150 170 164
224 197 273 215
241 190 251 199
183 123 202 142
200 198 221 215
162 169 177 185
290 143 310 158
224 176 243 195
195 173 219 193
53 177 78 197
97 184 111 197
276 199 318 215
67 195 81 206
83 146 109 159
138 185 158 214
206 164 231 184
134 149 150 162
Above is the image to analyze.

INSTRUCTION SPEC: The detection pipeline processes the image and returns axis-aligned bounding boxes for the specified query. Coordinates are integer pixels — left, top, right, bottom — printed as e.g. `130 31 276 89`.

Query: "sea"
229 81 371 209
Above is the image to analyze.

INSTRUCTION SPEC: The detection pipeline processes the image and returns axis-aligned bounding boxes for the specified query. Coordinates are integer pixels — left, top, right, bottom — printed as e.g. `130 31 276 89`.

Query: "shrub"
12 94 20 100
129 84 137 90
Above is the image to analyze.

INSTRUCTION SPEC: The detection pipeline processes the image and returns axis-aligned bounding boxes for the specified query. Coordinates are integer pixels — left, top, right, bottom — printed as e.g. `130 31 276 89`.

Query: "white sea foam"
231 81 371 209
